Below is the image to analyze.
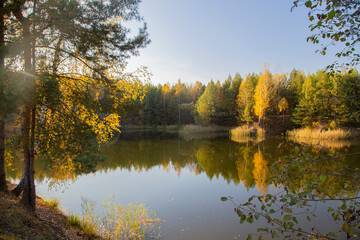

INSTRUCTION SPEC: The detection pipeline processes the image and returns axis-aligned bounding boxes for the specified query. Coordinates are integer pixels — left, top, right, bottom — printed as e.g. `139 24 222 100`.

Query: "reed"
68 197 162 240
287 127 356 140
230 125 265 137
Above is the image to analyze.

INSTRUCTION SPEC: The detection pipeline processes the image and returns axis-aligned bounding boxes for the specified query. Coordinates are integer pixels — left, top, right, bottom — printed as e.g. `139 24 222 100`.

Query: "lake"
9 131 360 239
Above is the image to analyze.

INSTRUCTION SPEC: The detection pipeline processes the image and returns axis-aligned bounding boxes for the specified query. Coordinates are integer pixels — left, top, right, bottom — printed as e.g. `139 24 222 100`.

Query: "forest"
122 68 360 131
0 0 360 239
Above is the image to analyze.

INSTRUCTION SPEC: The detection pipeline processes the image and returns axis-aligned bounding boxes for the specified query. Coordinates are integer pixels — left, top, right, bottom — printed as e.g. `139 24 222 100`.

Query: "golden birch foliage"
162 84 170 99
278 97 289 113
36 67 147 183
254 69 275 122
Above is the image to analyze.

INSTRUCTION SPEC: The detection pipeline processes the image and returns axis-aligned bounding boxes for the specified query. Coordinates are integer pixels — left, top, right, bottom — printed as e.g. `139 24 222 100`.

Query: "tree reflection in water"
6 134 360 199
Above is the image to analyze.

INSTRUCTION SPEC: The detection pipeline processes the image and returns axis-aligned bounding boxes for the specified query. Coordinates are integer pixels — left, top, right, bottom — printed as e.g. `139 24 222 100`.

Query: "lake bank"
0 183 100 240
121 123 360 141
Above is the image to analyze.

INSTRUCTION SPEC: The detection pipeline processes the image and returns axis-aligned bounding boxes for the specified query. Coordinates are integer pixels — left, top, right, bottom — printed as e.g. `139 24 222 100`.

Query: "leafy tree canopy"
293 0 360 70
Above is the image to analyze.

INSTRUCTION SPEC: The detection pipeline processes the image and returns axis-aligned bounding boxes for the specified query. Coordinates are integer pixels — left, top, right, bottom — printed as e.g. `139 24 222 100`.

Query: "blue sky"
126 0 340 85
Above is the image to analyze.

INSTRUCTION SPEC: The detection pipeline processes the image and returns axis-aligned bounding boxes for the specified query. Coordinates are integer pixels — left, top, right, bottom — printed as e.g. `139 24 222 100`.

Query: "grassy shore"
287 127 360 140
0 184 162 240
0 183 99 240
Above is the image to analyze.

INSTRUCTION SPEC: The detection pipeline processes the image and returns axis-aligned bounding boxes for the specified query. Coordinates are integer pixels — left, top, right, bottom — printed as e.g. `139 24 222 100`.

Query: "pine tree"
287 69 306 110
236 74 258 125
337 69 360 126
292 73 317 127
195 81 217 124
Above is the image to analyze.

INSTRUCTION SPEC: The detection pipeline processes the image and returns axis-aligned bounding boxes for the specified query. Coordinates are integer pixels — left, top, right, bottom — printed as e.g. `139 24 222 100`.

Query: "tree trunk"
12 173 24 196
0 0 7 192
19 14 36 210
20 104 36 210
0 119 6 192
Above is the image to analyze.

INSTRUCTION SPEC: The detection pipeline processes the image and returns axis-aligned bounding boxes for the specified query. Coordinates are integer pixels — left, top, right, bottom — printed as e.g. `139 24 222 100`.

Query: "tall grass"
230 125 265 138
68 197 162 240
41 196 60 212
287 127 355 140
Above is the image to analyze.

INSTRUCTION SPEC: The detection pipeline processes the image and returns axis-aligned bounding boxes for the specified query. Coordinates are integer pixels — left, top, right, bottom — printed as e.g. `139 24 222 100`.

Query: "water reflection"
103 135 360 198
6 134 360 197
95 135 360 198
287 135 352 149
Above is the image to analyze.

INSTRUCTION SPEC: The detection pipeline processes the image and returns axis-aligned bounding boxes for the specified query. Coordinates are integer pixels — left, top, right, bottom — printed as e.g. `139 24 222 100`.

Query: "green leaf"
258 235 264 240
292 216 298 224
327 10 335 20
327 207 334 212
284 215 291 221
257 228 269 233
288 222 294 228
240 214 247 224
341 223 352 233
340 203 347 210
247 216 254 224
271 231 279 238
309 15 314 21
269 209 276 213
220 197 228 201
307 216 311 222
246 235 253 240
305 1 312 8
236 209 243 217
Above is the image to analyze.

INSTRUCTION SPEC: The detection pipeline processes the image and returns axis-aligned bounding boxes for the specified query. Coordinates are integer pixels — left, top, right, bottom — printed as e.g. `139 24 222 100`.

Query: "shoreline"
0 183 100 240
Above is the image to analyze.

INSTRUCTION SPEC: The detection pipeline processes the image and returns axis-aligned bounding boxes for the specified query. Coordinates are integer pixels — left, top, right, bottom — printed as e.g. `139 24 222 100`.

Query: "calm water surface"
29 132 360 239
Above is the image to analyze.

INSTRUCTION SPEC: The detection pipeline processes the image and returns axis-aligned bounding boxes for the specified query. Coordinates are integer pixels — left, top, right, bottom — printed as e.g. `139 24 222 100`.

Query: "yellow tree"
254 68 275 124
36 69 147 185
190 81 204 103
161 83 170 125
278 97 289 123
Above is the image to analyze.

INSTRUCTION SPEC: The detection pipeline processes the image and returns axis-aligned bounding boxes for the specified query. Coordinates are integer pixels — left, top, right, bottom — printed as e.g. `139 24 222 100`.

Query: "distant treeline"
122 68 360 129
